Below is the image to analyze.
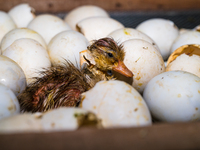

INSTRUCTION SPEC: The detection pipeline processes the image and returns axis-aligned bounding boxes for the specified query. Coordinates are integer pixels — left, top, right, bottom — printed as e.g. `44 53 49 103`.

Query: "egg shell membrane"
167 44 200 65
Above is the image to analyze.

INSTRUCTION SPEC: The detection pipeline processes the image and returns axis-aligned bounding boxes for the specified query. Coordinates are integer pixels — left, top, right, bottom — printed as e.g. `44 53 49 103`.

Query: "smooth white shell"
143 71 200 122
170 31 200 53
48 30 89 68
0 83 20 120
64 5 109 31
77 17 124 42
28 14 71 44
122 39 165 93
8 3 35 28
41 107 89 131
81 80 152 128
0 11 16 43
0 28 47 52
108 27 159 50
3 38 51 85
136 18 179 60
166 54 200 78
0 113 42 133
0 55 26 96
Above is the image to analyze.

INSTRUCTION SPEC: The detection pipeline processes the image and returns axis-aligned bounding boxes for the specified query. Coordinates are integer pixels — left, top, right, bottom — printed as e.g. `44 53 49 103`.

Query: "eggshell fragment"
76 17 124 42
166 44 200 78
0 28 47 52
28 14 71 44
170 31 200 54
64 5 109 31
0 113 42 133
3 38 51 85
143 71 200 122
0 83 20 120
81 80 152 128
48 30 89 68
136 18 179 60
0 11 16 43
122 39 165 93
41 107 97 131
108 27 160 50
0 55 26 96
8 3 35 28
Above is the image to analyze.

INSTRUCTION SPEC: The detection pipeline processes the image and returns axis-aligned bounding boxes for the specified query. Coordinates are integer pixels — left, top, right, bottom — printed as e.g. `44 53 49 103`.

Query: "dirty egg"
27 14 72 44
8 3 35 28
64 5 109 31
122 39 165 93
81 80 152 128
0 55 26 96
2 38 51 85
0 28 47 52
48 30 89 68
76 17 124 42
166 44 200 78
0 83 20 121
136 18 179 60
143 70 200 122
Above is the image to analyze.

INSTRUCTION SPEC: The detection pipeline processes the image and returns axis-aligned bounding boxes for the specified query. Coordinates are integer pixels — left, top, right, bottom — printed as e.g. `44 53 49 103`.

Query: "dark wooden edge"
1 0 200 13
0 122 200 150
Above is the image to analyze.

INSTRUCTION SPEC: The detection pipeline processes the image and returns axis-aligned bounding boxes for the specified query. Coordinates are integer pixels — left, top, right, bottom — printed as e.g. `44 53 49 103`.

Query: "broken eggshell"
64 5 109 31
2 38 51 85
28 14 72 44
136 18 179 60
8 3 35 28
122 39 165 93
0 55 26 96
81 80 152 128
166 44 200 78
76 17 124 42
48 30 89 68
0 83 20 121
0 28 47 52
143 70 200 122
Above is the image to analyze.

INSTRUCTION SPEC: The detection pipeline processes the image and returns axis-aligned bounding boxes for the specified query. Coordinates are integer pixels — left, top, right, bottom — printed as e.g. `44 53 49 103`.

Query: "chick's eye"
107 70 113 76
107 52 113 58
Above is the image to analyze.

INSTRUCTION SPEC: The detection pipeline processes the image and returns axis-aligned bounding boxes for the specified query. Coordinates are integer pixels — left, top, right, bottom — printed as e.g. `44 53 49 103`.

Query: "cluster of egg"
0 3 200 133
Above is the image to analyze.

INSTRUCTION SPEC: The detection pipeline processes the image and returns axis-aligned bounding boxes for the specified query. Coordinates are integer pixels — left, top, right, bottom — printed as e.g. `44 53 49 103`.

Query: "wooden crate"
0 0 200 149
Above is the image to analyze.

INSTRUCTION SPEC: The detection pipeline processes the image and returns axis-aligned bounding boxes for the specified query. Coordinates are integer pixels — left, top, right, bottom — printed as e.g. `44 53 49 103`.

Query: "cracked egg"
166 44 200 78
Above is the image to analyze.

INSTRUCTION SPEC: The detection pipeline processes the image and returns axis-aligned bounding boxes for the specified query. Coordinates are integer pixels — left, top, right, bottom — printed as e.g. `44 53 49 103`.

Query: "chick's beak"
112 60 133 77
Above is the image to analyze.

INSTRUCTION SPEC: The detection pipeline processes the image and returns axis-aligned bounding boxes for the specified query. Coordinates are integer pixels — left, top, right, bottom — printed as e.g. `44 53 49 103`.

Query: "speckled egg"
81 80 152 128
143 70 200 122
0 83 20 120
0 55 26 96
122 39 165 93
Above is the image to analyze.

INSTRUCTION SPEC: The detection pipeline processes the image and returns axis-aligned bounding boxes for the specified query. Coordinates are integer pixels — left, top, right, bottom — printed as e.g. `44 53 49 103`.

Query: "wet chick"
18 38 133 113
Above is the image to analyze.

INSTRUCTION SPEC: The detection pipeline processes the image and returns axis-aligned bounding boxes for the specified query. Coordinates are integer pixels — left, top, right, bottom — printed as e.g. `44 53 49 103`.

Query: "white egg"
76 17 124 42
8 3 35 28
170 31 200 54
0 11 16 43
0 83 20 120
64 5 109 31
0 113 42 133
3 38 51 85
48 30 89 68
143 71 200 122
0 28 47 52
41 107 96 131
122 39 165 93
136 18 179 60
166 44 200 78
0 55 26 96
28 14 72 44
108 27 160 50
81 80 152 128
